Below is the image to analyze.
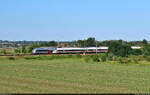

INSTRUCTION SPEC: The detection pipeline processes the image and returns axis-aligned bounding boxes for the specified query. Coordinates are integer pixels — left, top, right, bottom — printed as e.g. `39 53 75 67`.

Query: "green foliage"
143 44 150 56
91 55 100 62
24 55 79 60
22 46 27 53
132 58 139 64
76 37 96 47
118 57 131 64
2 49 7 55
67 54 73 58
28 44 40 53
0 38 149 57
100 53 107 62
24 56 37 60
142 55 147 58
142 39 148 45
24 56 54 60
107 53 114 61
129 55 144 63
86 37 96 47
84 56 91 63
76 40 86 47
14 49 20 54
108 40 132 57
76 54 82 58
49 41 57 46
145 56 150 62
8 57 15 60
131 49 142 55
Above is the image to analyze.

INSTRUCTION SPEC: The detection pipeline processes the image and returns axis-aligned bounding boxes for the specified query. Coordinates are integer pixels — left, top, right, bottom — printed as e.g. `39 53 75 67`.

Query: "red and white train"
32 47 109 54
52 47 108 54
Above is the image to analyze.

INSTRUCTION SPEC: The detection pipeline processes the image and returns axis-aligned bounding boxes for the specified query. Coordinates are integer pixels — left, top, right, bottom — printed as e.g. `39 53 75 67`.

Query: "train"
32 47 56 54
32 46 142 54
32 47 109 54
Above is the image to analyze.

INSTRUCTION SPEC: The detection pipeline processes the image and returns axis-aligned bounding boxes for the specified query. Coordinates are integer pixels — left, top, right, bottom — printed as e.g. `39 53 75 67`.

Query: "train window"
36 50 48 52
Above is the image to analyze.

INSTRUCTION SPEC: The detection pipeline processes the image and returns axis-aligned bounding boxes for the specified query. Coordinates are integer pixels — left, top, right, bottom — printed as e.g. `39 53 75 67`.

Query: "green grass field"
0 56 150 93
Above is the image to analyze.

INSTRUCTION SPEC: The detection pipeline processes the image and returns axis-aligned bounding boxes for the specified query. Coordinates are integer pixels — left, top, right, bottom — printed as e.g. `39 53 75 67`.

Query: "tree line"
1 37 150 57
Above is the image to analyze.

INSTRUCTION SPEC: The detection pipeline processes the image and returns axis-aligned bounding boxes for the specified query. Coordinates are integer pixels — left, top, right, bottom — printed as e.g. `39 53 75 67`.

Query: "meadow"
0 55 150 93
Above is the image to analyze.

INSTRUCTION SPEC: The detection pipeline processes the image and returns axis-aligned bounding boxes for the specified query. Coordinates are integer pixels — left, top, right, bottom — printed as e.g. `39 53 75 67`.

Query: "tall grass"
1 58 150 93
2 54 150 65
24 54 83 60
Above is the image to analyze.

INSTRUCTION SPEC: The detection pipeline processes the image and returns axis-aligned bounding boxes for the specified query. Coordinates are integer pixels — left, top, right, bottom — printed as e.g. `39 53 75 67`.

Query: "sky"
0 0 150 41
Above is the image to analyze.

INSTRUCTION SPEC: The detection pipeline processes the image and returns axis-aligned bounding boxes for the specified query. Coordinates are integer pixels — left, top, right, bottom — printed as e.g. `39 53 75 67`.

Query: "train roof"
57 47 85 50
87 47 109 49
56 47 108 50
33 47 108 51
34 47 56 50
131 46 142 49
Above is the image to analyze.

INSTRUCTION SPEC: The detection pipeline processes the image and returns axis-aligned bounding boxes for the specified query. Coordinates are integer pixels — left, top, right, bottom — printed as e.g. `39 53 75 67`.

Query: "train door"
48 50 51 54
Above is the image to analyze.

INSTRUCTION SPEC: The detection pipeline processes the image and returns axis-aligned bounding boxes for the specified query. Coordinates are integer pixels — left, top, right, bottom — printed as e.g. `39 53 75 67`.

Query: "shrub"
76 54 82 58
36 56 46 60
118 57 123 64
113 56 119 61
8 57 15 60
127 58 132 63
24 56 37 60
143 55 147 58
132 58 139 64
132 49 142 55
24 55 56 60
84 56 91 63
118 57 131 64
107 53 114 61
108 57 113 61
37 56 56 60
67 55 73 58
91 55 100 62
145 56 150 62
100 54 107 62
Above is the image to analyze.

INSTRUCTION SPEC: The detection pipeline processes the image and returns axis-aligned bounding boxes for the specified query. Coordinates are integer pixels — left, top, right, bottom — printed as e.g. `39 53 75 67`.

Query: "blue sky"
0 0 150 41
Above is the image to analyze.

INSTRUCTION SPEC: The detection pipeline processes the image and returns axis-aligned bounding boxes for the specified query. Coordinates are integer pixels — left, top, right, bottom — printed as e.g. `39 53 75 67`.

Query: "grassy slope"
0 58 150 93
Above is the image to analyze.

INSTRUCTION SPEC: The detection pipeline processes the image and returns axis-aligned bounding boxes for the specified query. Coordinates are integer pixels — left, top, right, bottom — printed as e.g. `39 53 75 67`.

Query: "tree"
142 39 148 45
135 41 142 46
132 49 142 55
49 41 57 46
28 44 40 53
143 44 150 55
100 54 107 62
108 41 132 57
77 40 86 47
86 37 96 47
14 49 20 54
22 45 27 54
2 49 7 54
